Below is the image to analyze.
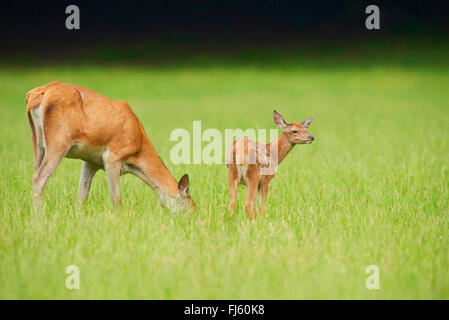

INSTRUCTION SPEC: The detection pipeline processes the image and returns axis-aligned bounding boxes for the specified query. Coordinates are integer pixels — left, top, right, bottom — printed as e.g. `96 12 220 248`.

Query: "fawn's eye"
292 130 298 134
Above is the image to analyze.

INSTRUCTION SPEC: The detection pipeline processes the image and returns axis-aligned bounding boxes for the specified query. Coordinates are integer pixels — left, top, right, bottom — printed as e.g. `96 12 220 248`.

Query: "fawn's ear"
301 117 314 128
178 174 190 196
273 110 287 129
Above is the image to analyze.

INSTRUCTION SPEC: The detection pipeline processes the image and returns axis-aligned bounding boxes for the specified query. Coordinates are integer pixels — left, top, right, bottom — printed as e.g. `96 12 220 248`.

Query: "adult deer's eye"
292 130 298 134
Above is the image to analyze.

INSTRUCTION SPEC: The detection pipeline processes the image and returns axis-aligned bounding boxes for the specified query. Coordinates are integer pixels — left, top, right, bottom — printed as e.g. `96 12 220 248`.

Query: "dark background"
1 0 448 65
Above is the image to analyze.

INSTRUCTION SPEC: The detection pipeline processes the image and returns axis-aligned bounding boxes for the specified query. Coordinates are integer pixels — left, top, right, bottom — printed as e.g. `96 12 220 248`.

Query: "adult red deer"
26 81 194 213
226 110 314 218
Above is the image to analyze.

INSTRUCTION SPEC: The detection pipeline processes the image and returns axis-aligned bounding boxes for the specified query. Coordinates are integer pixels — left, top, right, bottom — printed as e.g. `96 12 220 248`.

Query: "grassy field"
0 58 448 299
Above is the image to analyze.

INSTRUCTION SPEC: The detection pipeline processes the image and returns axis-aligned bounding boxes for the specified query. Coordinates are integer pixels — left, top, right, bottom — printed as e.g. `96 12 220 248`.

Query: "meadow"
0 49 448 299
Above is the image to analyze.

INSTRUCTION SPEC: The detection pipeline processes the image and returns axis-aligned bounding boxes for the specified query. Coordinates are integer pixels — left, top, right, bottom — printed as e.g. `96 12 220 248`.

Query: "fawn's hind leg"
227 164 239 217
244 179 258 219
104 157 122 209
244 166 259 219
258 181 269 217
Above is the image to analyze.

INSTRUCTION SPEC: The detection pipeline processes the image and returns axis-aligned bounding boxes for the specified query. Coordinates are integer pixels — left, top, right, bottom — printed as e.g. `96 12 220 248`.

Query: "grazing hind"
26 81 195 213
226 110 314 218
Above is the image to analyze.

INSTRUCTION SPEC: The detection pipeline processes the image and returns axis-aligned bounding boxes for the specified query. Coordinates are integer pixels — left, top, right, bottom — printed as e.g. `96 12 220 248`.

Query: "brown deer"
226 110 314 218
26 81 195 213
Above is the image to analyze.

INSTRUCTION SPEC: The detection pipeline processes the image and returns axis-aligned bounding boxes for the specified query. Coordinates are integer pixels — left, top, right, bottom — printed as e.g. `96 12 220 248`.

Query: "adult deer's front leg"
78 161 99 205
104 159 122 208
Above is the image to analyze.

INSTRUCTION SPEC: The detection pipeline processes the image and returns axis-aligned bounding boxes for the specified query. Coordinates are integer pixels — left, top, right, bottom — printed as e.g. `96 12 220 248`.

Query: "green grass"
0 61 448 299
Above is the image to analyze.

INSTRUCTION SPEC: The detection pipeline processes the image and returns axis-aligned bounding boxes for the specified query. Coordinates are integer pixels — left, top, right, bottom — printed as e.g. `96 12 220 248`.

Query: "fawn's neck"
269 133 295 165
138 136 179 203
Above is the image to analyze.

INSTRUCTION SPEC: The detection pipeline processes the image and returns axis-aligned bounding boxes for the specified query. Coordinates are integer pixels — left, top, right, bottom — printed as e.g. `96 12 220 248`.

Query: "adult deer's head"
176 174 196 212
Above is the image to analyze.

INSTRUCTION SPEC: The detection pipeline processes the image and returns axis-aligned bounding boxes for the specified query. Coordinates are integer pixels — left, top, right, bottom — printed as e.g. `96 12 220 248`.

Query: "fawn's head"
273 110 314 144
176 174 196 212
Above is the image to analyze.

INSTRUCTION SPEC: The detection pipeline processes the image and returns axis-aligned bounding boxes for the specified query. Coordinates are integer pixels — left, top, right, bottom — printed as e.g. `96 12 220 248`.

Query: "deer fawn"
226 110 314 218
26 81 195 213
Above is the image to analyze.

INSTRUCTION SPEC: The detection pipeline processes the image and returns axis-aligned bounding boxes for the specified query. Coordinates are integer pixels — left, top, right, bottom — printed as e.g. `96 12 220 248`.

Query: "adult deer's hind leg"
28 112 45 171
78 161 99 205
32 102 78 213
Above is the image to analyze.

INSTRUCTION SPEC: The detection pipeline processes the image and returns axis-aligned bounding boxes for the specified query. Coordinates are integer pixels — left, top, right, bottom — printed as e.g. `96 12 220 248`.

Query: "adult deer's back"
27 81 194 213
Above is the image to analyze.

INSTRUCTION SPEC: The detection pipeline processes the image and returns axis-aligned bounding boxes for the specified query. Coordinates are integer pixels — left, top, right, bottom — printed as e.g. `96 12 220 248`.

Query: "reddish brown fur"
27 81 194 212
227 111 314 218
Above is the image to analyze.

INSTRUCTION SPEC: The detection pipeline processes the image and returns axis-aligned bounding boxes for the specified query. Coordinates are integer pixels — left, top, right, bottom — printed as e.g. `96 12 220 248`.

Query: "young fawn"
226 110 314 218
26 81 195 213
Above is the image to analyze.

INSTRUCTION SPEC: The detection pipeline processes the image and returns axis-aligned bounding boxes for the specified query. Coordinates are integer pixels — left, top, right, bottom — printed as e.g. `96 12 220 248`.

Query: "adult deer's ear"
273 110 287 129
178 174 190 196
301 117 314 128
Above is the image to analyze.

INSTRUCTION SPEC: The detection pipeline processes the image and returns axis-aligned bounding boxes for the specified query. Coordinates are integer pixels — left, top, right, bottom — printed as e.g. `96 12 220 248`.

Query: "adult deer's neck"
269 133 295 165
138 135 179 202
